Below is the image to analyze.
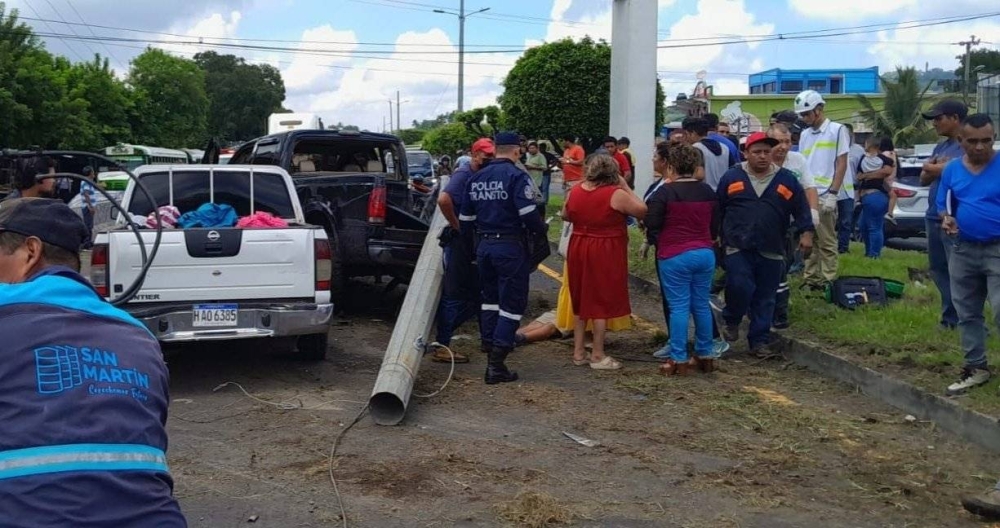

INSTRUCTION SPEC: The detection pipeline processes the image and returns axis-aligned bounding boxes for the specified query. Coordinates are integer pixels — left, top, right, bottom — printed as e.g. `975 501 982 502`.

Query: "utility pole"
458 0 465 112
387 100 394 133
396 91 401 134
959 35 981 102
434 2 490 113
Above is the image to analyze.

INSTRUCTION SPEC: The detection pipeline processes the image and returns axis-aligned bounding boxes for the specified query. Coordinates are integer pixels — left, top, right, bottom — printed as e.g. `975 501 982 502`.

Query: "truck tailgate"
109 227 319 303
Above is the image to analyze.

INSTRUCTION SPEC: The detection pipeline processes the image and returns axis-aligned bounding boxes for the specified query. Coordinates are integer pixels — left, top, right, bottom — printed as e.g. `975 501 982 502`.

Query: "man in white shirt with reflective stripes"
795 90 851 290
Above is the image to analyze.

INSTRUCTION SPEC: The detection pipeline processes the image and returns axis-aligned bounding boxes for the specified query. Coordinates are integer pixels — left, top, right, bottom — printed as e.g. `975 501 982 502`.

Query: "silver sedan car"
886 161 928 239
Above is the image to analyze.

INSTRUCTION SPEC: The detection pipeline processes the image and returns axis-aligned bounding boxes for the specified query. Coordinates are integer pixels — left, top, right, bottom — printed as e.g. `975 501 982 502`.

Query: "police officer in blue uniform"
0 198 187 527
432 138 495 363
459 132 548 384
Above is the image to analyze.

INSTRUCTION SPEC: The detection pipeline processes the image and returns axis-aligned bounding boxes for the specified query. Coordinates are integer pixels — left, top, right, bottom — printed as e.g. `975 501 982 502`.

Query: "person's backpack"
826 276 890 309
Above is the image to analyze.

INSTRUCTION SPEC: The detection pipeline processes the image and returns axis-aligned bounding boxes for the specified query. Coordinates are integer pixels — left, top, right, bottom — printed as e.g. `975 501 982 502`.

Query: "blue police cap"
494 132 521 146
0 198 90 252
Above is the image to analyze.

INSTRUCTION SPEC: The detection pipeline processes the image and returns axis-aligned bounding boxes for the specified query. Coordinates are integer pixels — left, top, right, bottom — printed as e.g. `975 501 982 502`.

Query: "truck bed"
107 226 323 304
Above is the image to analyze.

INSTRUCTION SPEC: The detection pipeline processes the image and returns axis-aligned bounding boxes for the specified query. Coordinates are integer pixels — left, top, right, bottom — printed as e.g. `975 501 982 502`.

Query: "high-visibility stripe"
499 310 522 321
459 214 477 221
518 204 536 216
0 443 169 480
481 304 499 311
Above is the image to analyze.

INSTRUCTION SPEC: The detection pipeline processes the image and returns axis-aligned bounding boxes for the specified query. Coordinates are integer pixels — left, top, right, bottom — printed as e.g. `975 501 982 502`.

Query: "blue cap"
494 132 521 146
0 198 90 252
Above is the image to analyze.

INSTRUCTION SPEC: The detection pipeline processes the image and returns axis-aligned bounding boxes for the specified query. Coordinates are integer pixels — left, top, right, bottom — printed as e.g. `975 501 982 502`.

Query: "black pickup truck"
227 129 432 303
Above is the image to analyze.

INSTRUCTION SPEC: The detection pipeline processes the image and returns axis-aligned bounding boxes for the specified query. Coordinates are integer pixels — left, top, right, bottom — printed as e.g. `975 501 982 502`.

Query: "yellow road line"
537 263 562 282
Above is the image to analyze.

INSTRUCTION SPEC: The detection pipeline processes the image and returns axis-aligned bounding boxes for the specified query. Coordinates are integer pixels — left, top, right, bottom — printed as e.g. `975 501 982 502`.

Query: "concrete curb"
623 270 1000 453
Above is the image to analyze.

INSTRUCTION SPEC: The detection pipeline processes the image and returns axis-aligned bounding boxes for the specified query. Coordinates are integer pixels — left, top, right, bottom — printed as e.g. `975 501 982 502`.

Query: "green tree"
454 105 502 136
856 66 938 148
411 111 455 130
421 122 477 156
64 56 134 150
194 51 286 142
956 49 1000 80
397 128 426 145
129 48 209 148
499 37 665 152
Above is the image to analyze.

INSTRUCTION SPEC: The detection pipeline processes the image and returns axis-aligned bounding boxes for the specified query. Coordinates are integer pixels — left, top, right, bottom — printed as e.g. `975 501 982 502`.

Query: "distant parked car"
407 150 434 179
886 160 928 239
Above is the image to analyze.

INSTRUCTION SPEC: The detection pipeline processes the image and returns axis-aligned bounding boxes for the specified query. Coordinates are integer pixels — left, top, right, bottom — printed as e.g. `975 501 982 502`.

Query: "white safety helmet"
794 90 825 115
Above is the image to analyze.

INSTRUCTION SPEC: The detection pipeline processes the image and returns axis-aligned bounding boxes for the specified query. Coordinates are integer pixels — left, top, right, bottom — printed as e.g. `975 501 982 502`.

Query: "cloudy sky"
8 0 1000 132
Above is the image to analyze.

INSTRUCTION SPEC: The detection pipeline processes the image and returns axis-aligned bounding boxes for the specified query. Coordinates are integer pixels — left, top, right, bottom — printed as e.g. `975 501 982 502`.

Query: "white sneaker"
946 368 991 396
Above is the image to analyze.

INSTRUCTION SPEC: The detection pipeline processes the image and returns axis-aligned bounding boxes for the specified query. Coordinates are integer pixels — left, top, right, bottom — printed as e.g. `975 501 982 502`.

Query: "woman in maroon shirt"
644 143 721 375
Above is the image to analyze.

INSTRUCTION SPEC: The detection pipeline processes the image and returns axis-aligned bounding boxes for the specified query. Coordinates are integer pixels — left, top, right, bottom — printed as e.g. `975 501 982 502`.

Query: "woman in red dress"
562 154 648 369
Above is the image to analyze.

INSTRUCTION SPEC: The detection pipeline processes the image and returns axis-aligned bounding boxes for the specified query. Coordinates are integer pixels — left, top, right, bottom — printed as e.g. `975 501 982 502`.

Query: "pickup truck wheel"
295 333 329 361
326 234 348 307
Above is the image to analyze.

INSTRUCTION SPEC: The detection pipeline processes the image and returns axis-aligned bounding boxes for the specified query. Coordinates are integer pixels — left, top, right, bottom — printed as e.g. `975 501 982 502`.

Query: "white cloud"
280 25 359 95
787 0 917 20
161 11 243 56
657 0 771 97
867 17 1000 72
288 28 519 132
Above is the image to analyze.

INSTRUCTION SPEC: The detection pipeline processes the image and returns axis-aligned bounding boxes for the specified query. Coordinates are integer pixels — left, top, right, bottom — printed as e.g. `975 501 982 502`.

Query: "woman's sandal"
696 357 717 373
572 356 590 366
589 356 622 370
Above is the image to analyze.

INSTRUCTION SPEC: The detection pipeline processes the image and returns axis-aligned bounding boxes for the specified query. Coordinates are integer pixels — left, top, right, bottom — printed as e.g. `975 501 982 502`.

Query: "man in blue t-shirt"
936 113 1000 397
432 138 495 363
921 99 968 331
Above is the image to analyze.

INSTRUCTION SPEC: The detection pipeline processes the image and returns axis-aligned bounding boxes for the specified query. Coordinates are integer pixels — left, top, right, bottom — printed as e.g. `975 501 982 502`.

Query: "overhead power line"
20 0 86 61
63 0 130 71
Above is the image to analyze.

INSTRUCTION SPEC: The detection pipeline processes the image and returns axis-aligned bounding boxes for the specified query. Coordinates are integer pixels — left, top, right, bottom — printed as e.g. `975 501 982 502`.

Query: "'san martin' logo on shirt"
34 345 152 402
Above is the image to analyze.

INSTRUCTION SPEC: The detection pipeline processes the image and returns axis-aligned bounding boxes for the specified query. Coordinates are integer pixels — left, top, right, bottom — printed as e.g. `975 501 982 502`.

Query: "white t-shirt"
798 118 853 199
781 151 815 189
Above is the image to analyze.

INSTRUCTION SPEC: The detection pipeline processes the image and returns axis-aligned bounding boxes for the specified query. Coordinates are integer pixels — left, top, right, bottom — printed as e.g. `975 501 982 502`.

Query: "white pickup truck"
90 165 334 359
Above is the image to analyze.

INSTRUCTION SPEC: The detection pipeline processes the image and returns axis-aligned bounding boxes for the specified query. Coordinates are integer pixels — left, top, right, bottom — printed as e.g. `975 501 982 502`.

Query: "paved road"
163 252 998 527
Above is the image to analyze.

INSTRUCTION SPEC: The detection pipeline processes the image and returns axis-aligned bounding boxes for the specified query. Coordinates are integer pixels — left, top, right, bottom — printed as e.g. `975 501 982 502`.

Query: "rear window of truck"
128 170 295 219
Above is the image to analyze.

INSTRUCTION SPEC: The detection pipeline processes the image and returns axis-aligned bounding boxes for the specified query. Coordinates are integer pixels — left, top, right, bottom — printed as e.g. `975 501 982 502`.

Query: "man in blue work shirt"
432 138 496 363
922 99 968 331
0 198 186 527
936 113 1000 396
460 132 549 384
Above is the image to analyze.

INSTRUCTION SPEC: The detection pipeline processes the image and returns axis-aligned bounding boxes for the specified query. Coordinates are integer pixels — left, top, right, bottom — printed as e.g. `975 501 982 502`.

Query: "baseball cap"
471 138 495 155
922 99 968 120
0 198 90 252
494 131 521 146
744 131 779 150
773 110 799 125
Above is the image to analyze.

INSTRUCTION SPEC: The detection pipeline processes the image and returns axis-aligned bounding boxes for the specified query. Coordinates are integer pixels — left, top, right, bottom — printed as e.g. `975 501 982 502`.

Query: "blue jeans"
723 251 784 349
436 239 479 346
540 173 551 211
859 191 888 258
927 218 958 327
837 198 854 253
948 240 1000 369
658 248 715 361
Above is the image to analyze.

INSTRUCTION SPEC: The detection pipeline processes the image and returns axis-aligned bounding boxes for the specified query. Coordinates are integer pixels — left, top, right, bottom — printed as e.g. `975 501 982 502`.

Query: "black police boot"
485 346 519 385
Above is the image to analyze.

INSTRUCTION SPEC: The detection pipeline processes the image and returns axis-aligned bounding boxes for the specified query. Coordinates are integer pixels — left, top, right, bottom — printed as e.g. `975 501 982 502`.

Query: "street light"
388 93 411 134
434 1 491 112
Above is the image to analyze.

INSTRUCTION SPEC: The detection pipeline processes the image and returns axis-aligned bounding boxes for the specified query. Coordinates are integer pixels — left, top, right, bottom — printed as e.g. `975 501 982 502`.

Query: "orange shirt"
562 145 585 182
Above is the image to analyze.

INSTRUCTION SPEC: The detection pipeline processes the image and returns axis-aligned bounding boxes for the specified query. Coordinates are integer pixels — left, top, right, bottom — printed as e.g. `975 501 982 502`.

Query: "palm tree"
857 67 939 148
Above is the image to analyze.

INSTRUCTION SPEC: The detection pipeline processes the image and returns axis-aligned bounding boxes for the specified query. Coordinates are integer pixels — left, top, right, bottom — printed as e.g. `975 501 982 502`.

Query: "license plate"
192 304 238 327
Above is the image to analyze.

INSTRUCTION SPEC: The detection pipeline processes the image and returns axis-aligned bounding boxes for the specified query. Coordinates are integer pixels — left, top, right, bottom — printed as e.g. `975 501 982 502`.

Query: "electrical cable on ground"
328 404 369 528
412 341 455 398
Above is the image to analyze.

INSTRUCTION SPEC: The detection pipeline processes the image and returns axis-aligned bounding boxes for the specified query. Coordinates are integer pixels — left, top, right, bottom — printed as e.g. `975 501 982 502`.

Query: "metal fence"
979 84 1000 126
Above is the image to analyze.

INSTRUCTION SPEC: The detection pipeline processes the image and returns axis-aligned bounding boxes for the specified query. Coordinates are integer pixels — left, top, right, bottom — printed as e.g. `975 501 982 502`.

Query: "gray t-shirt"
693 140 731 191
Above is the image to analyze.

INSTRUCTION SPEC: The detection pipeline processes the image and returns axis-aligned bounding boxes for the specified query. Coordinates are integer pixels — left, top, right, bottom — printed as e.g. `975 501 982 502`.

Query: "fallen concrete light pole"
369 180 449 425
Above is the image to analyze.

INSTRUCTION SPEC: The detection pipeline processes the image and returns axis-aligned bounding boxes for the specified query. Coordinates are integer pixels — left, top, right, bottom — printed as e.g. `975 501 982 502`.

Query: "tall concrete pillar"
610 0 658 197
